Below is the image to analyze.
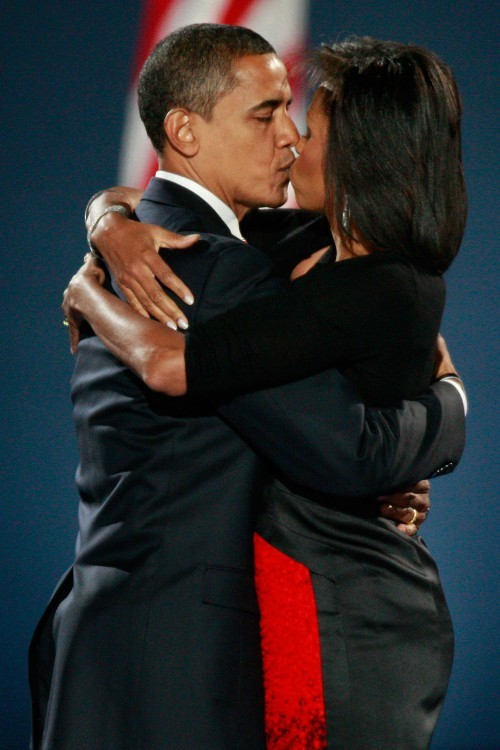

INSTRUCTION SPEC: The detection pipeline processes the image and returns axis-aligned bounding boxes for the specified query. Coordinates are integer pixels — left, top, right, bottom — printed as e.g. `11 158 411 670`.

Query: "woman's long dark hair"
314 37 467 273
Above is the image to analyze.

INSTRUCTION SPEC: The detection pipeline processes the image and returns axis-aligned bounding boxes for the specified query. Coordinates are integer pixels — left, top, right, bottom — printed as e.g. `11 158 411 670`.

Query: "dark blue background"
1 2 498 748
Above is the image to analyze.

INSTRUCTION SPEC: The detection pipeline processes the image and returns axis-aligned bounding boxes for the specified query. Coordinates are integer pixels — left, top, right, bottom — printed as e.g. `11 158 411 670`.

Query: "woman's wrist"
85 187 138 258
89 210 133 261
87 206 131 257
432 370 459 382
70 268 102 316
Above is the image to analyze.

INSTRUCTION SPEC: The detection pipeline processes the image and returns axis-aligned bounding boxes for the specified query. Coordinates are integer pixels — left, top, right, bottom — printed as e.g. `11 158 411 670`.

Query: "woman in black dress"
64 38 466 749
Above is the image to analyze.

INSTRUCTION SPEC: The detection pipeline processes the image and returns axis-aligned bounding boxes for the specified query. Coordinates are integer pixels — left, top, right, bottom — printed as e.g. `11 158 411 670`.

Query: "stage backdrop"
1 2 498 749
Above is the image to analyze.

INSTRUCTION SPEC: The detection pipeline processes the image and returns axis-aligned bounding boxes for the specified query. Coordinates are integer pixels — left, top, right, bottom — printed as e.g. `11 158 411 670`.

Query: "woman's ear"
163 109 199 156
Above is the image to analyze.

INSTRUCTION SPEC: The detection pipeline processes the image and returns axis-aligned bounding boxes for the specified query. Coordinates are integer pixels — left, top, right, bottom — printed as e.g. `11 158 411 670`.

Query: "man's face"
193 54 299 219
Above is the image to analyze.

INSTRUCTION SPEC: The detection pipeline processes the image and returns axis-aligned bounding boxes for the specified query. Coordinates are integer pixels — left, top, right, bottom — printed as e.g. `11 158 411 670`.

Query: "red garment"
254 533 327 749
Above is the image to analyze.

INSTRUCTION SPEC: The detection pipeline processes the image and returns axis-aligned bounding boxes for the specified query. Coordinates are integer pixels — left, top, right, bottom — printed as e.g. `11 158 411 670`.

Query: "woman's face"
290 89 329 212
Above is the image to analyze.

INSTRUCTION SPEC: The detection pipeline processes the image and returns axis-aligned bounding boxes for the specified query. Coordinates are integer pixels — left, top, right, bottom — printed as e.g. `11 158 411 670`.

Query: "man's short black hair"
138 23 275 153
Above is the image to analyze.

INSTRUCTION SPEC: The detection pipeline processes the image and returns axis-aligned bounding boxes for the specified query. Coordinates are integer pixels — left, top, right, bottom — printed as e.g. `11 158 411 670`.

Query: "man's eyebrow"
248 97 293 113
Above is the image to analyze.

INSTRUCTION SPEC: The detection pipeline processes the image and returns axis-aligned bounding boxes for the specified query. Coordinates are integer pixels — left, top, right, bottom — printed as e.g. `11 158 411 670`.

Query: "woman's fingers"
82 251 106 276
155 229 200 249
62 258 108 353
62 285 83 354
152 228 197 303
119 272 190 330
118 284 151 319
102 223 197 323
146 250 195 306
68 317 81 354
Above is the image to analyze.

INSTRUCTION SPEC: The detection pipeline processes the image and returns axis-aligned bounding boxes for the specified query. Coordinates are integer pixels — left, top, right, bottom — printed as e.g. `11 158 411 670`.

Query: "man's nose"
295 135 306 154
277 112 300 147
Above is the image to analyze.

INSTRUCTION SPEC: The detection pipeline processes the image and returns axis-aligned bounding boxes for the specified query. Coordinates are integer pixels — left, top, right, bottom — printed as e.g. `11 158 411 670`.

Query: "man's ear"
163 109 199 156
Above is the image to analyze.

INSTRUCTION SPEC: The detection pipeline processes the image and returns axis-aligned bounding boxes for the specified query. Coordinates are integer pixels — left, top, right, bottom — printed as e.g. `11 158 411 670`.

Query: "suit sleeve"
219 376 465 496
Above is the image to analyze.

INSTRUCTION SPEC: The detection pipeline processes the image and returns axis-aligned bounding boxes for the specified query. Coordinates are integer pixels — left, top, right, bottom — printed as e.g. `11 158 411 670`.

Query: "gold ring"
407 507 418 525
63 318 69 327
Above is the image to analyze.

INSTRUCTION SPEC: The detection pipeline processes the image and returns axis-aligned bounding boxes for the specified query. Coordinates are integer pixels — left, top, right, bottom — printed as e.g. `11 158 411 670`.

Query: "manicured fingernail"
167 321 177 330
184 294 194 305
177 319 189 330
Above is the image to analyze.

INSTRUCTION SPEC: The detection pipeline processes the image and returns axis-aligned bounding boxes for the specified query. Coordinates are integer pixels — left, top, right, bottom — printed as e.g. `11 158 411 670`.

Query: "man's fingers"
409 479 430 494
395 522 418 537
378 479 430 499
379 503 427 527
396 491 430 513
377 492 421 508
378 482 430 513
378 479 431 537
403 491 430 514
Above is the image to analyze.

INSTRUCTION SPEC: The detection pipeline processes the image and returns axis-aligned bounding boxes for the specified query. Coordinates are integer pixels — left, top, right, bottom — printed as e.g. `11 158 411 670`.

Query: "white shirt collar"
155 170 245 241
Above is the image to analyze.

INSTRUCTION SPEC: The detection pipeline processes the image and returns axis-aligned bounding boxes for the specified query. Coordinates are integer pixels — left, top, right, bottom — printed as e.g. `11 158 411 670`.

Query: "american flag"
118 0 309 193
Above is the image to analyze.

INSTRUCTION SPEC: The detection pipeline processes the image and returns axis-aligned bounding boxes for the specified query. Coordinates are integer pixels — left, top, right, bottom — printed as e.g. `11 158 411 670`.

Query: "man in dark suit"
31 24 465 750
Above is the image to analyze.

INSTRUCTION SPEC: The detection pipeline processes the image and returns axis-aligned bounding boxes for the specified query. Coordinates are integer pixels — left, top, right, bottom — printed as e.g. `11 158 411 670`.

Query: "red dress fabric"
253 533 327 749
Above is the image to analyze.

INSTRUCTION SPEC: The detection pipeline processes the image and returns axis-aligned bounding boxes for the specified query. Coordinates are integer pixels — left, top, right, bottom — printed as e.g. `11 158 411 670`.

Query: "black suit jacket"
29 178 465 750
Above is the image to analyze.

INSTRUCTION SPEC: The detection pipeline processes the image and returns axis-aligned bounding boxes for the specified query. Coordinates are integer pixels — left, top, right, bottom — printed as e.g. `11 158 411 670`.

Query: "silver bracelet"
87 205 130 256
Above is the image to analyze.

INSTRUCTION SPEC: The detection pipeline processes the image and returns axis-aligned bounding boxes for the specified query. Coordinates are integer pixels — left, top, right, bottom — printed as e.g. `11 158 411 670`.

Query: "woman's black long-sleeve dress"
185 243 455 750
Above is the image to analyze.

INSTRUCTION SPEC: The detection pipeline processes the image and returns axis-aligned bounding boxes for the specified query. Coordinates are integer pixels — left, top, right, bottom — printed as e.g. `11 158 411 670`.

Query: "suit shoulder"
193 235 285 321
206 233 276 269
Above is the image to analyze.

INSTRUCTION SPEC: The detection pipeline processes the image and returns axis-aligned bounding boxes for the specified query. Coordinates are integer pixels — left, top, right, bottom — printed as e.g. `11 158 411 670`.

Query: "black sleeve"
240 209 332 276
185 256 389 398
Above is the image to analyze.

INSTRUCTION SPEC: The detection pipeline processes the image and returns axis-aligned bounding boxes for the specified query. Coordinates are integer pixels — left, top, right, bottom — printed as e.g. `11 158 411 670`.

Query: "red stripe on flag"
143 150 160 190
282 47 308 97
132 0 177 80
220 0 261 26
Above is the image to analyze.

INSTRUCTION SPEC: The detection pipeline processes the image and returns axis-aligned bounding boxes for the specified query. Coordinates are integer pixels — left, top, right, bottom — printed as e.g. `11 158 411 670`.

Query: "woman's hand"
92 215 199 329
62 255 105 354
62 252 188 395
86 186 199 329
434 333 460 380
377 480 431 536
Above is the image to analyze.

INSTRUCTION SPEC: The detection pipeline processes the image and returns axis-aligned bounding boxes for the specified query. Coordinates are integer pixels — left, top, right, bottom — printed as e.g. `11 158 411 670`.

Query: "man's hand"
62 255 105 354
378 480 431 536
